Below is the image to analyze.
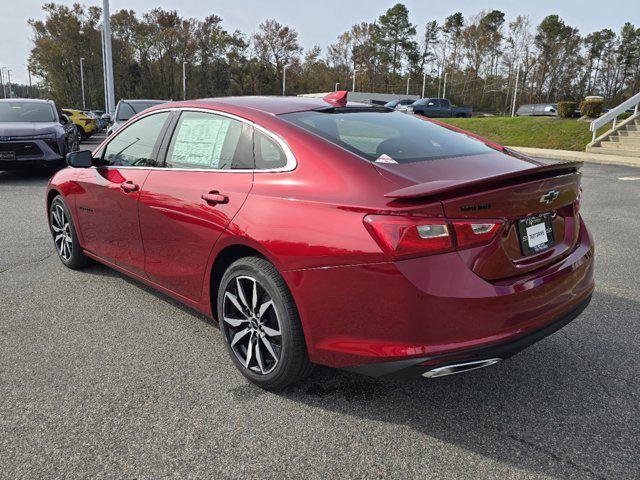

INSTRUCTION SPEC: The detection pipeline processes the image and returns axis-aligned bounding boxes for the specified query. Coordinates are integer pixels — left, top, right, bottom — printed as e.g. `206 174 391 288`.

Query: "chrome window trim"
94 106 297 173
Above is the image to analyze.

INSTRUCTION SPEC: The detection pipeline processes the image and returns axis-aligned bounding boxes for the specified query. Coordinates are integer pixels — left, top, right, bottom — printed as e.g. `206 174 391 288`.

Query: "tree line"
22 2 640 112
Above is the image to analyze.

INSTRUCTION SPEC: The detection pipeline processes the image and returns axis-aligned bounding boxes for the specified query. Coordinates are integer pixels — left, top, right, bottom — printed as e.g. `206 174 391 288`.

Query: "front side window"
165 111 252 170
101 112 170 167
282 109 495 163
0 102 56 123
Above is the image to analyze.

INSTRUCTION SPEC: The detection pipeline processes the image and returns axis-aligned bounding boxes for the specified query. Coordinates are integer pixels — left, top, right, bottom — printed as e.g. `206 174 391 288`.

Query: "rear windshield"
281 109 494 163
116 101 166 121
0 102 56 123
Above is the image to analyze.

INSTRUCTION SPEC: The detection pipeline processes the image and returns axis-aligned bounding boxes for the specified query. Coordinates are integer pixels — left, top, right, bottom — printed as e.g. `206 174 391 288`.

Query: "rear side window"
165 111 252 170
282 110 494 163
254 130 287 170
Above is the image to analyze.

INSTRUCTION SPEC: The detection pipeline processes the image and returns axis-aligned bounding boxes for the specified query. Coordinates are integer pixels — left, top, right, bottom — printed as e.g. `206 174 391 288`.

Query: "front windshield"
0 102 56 123
282 109 495 163
116 101 165 122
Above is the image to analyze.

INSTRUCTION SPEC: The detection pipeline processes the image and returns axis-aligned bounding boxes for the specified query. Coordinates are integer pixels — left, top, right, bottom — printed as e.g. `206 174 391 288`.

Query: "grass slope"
439 116 597 151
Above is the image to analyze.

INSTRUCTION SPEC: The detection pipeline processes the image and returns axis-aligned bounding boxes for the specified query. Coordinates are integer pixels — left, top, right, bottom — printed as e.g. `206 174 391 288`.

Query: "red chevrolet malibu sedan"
47 92 594 389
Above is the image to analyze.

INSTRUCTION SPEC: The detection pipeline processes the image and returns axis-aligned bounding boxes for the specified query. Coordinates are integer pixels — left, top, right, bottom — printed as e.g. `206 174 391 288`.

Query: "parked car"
62 108 99 139
515 103 558 117
47 91 593 389
408 98 472 117
384 99 416 111
0 98 78 170
107 99 169 135
86 110 108 131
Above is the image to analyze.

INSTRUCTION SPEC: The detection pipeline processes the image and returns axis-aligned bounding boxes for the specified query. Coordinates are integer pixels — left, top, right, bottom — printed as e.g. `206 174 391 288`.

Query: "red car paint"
47 94 594 373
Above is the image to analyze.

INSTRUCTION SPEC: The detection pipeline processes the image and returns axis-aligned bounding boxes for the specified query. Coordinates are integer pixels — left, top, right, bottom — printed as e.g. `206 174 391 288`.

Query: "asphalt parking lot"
1 154 639 478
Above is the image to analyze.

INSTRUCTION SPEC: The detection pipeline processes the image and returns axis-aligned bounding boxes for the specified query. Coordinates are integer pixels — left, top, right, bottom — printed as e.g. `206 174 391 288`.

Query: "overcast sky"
2 0 639 84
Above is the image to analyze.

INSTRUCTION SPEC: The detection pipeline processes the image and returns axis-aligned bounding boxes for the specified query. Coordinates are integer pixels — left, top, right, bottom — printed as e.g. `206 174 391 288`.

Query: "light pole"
28 67 32 98
442 72 448 99
406 76 410 95
282 65 286 96
335 82 340 91
0 68 5 98
421 72 426 98
511 62 521 117
6 69 12 98
182 61 187 100
102 0 116 116
80 57 86 109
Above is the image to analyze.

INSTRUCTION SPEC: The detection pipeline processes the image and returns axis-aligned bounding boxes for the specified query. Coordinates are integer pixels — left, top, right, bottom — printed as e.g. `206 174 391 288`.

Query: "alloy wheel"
222 275 282 375
51 204 73 261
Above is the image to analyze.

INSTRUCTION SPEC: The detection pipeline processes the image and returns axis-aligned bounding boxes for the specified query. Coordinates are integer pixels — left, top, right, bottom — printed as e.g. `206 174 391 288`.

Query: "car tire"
49 195 89 270
76 125 86 141
217 256 313 390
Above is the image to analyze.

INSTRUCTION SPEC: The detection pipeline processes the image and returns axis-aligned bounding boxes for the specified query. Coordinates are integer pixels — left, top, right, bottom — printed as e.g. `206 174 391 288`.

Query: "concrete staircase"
587 117 640 158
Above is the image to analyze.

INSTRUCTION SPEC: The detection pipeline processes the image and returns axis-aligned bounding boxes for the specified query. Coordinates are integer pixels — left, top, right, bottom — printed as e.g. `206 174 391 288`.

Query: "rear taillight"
451 221 502 249
364 215 454 260
364 215 502 260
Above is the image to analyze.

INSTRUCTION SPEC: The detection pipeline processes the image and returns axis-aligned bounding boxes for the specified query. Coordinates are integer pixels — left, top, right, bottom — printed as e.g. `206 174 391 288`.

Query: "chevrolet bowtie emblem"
539 190 560 204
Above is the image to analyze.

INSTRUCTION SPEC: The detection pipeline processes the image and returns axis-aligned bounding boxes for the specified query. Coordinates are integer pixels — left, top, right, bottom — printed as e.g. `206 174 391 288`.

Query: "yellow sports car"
61 109 99 139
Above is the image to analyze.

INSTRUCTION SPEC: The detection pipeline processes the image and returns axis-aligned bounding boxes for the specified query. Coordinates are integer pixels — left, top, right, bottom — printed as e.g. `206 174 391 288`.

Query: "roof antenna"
323 90 348 107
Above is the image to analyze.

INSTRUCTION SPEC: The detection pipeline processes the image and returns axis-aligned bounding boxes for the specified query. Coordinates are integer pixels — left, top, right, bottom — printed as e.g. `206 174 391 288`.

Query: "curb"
507 146 640 169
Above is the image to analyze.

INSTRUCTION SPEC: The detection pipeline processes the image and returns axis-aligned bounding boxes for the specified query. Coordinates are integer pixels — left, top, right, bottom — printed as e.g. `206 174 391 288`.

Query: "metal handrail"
590 91 640 142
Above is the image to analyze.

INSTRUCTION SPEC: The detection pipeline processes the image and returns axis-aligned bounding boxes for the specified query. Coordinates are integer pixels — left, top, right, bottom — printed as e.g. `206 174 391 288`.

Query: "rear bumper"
343 293 592 379
284 217 594 370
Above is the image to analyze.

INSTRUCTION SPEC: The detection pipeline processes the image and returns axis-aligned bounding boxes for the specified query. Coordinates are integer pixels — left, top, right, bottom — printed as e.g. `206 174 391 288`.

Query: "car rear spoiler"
384 159 583 200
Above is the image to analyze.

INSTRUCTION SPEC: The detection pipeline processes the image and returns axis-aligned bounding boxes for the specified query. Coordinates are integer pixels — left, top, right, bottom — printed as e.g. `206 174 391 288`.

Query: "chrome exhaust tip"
422 358 502 379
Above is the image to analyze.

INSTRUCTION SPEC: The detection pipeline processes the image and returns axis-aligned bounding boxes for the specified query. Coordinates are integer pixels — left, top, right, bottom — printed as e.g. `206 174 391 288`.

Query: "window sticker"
170 117 230 167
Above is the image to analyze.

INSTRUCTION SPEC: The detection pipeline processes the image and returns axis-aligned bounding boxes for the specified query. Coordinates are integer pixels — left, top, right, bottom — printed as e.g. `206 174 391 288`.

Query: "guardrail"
590 91 640 142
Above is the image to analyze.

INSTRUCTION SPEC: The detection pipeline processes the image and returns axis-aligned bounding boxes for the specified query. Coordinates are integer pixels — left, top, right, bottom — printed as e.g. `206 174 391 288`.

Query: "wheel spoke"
257 300 273 319
260 335 278 362
262 325 281 337
244 332 254 367
223 316 248 327
236 277 251 311
52 209 62 227
225 292 247 317
52 225 63 233
56 206 65 225
255 339 266 374
230 327 250 347
251 279 258 312
55 233 65 243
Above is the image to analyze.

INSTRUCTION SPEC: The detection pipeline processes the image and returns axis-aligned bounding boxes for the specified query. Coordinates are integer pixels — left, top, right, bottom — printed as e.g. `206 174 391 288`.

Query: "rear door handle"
120 181 139 192
201 191 229 205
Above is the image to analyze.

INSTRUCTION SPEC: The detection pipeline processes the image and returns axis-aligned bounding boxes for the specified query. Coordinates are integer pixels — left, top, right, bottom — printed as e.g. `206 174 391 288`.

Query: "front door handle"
201 191 229 205
120 181 139 192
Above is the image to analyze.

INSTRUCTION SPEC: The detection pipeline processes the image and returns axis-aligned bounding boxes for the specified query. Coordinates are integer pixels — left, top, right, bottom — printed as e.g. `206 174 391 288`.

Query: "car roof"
192 96 369 115
119 99 169 104
0 98 53 104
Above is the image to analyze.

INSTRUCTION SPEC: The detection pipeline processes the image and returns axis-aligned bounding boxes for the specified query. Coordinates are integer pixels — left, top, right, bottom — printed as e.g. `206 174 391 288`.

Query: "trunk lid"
377 151 582 280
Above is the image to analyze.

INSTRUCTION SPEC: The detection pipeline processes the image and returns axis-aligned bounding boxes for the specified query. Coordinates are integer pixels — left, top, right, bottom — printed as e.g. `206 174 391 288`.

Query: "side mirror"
60 115 69 125
67 150 93 168
101 113 111 122
427 102 435 107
